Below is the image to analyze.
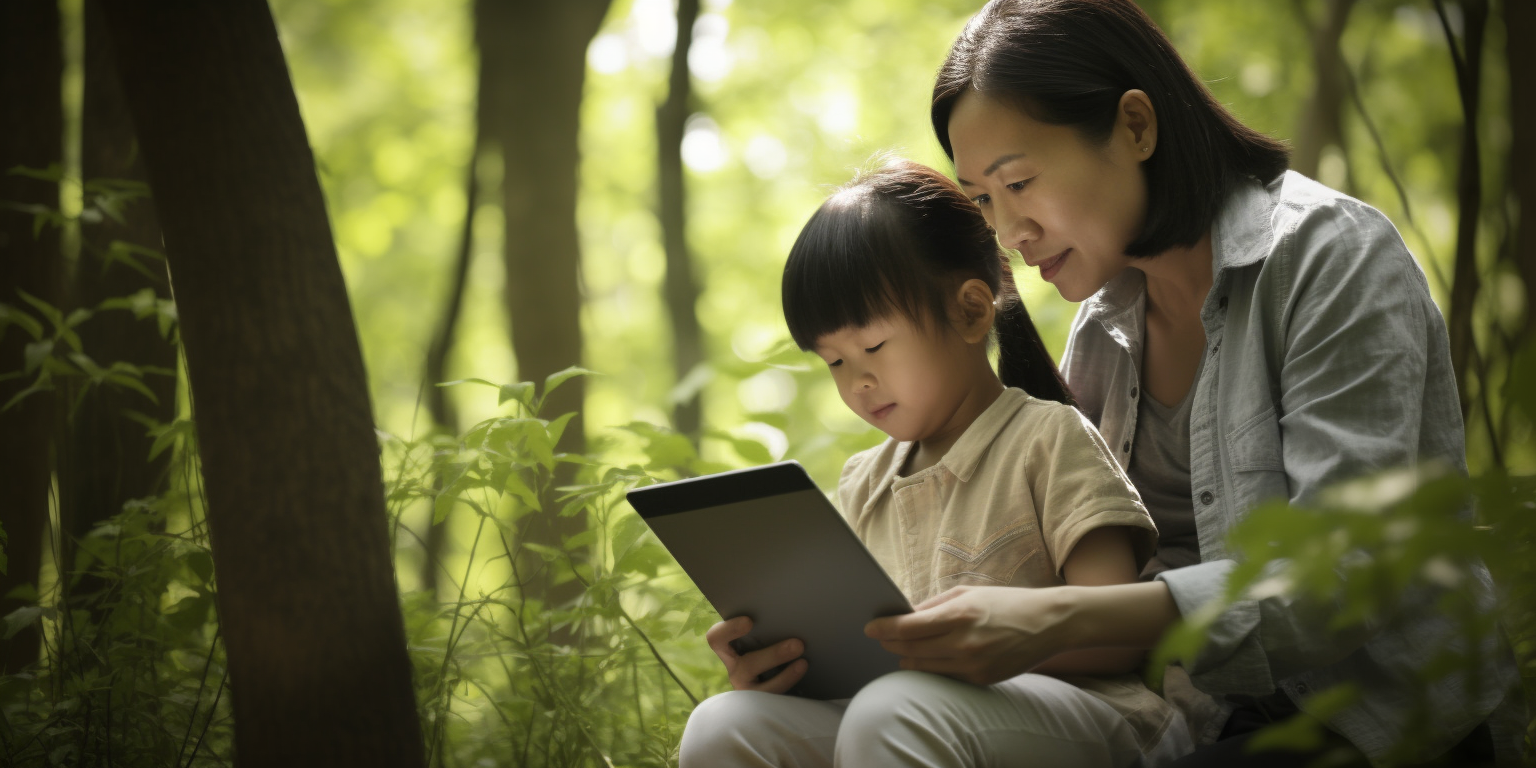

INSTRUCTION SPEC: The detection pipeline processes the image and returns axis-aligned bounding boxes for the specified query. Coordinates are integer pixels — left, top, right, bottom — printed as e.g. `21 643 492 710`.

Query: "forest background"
0 0 1532 766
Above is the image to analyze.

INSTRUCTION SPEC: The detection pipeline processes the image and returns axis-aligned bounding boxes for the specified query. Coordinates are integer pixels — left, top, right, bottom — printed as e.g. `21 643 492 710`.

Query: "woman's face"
948 91 1151 302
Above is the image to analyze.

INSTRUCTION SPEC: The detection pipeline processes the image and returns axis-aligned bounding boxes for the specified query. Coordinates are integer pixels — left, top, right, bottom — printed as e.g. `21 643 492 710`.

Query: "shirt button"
1122 441 1131 453
1295 682 1310 695
1218 296 1228 310
1200 490 1215 505
1130 386 1138 399
1210 343 1220 356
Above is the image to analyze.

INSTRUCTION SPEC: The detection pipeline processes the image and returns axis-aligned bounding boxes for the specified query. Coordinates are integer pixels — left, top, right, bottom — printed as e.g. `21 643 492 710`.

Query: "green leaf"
499 381 535 409
504 472 542 512
64 307 92 328
15 289 63 331
23 339 52 373
669 362 714 406
543 366 598 402
436 377 500 389
546 411 577 448
2 605 43 640
0 303 44 341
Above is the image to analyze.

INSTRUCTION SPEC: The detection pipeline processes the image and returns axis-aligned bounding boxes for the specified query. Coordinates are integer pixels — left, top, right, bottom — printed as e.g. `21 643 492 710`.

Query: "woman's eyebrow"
956 152 1026 187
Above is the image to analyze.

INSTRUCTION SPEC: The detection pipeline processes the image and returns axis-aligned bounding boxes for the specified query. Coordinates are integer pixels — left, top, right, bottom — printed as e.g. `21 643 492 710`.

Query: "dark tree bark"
476 0 610 628
478 0 608 447
0 0 63 675
1291 0 1357 187
99 3 425 765
659 0 705 438
1437 0 1488 418
1508 0 1536 340
59 0 179 601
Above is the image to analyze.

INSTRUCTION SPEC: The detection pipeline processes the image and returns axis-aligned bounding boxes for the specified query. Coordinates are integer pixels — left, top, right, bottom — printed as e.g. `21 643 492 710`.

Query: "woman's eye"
971 194 991 206
864 342 885 354
1007 177 1035 192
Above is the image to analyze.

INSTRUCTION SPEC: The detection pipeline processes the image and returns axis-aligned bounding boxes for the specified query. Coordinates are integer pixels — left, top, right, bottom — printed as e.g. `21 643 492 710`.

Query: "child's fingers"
705 616 752 663
730 639 803 691
752 658 809 695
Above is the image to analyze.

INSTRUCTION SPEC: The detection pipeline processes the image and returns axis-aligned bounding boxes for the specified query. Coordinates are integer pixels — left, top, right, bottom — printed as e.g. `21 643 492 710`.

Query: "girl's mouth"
871 403 896 420
1038 248 1070 281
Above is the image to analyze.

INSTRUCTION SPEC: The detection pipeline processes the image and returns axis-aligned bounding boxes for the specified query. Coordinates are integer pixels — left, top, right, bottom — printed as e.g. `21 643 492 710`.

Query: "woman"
864 0 1524 765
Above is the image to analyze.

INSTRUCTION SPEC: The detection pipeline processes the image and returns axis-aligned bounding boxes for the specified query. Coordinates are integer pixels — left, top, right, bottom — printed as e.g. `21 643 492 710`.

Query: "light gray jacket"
1061 171 1522 764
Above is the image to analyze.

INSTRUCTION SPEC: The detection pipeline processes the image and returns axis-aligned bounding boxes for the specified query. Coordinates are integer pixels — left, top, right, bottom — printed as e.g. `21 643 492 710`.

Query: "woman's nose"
995 206 1042 252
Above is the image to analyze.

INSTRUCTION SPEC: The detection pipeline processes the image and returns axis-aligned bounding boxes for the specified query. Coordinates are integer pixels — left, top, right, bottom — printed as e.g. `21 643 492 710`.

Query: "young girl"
677 158 1191 767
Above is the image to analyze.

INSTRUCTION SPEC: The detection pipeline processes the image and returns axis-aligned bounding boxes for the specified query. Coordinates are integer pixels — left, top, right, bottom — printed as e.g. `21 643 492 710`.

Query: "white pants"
679 671 1191 768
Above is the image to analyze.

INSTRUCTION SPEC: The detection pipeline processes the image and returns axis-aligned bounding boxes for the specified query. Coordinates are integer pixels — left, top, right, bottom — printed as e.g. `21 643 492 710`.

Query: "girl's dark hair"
782 158 1073 406
932 0 1290 257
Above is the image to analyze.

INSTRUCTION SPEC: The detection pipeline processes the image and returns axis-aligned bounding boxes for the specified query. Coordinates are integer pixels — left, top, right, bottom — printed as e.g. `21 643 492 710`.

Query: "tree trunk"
659 0 705 438
1437 0 1488 418
1508 0 1536 340
1291 0 1356 185
0 0 63 676
99 3 425 765
476 0 610 629
59 0 179 604
419 117 484 596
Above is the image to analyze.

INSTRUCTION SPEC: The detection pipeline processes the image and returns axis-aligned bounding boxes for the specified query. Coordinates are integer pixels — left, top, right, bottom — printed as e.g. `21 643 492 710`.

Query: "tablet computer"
625 460 912 700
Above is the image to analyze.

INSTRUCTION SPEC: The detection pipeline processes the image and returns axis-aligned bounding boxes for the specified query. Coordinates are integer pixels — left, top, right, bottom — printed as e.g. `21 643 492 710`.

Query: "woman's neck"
1137 231 1214 323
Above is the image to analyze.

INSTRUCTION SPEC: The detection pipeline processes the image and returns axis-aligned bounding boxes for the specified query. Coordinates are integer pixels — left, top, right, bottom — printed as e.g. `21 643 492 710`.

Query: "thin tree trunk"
0 0 63 676
60 0 179 605
1507 0 1536 341
419 121 484 596
1291 0 1356 184
99 2 425 765
658 0 704 438
476 0 610 631
1437 0 1488 418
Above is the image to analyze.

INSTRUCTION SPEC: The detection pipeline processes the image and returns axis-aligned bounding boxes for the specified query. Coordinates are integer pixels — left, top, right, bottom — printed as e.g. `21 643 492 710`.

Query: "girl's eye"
828 359 843 367
864 342 885 354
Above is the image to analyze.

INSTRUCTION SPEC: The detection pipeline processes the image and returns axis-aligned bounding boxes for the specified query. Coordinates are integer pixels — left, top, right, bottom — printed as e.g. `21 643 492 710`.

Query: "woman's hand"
863 585 1070 685
865 581 1180 685
705 616 809 694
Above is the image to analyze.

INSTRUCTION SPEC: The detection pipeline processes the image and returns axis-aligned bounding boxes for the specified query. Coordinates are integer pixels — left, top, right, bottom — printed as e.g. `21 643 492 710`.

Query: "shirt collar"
862 388 1032 513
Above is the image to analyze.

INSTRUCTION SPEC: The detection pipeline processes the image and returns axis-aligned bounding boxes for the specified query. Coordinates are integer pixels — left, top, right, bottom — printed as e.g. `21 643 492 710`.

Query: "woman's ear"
952 279 996 344
1119 89 1157 161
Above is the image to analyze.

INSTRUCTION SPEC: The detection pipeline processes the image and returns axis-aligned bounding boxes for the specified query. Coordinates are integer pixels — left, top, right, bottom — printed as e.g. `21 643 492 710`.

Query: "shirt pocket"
1225 405 1291 511
932 517 1042 591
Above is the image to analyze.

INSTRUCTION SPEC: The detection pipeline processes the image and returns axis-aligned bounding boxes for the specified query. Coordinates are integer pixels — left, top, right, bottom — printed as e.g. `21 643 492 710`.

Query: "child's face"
812 312 979 444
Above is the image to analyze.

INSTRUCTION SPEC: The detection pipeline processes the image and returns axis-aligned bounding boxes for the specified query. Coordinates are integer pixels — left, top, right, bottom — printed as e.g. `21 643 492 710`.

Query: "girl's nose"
852 370 876 393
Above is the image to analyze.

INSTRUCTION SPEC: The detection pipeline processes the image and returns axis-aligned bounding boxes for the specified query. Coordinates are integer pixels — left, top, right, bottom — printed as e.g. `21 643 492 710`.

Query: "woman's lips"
870 403 896 420
1038 248 1070 281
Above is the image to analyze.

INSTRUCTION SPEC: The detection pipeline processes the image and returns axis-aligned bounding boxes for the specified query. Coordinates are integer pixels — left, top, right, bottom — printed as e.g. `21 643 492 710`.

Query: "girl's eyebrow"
957 152 1027 187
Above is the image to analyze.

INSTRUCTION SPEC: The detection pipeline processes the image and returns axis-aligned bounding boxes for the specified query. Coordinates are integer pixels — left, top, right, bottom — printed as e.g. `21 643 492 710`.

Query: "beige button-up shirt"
837 387 1179 750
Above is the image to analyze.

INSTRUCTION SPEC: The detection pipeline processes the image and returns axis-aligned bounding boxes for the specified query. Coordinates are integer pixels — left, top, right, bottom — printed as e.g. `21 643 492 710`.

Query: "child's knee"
841 670 966 737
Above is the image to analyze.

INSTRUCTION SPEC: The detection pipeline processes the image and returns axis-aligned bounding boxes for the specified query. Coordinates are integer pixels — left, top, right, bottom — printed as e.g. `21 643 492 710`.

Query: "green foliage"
1151 453 1536 762
382 374 740 767
0 488 230 767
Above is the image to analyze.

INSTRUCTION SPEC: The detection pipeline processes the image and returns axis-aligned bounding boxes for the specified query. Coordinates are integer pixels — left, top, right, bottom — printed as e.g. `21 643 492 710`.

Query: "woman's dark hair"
782 158 1073 406
932 0 1289 257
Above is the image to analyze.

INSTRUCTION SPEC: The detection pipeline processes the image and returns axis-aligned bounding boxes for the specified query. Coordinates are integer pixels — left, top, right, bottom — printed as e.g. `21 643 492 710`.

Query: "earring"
1140 146 1150 152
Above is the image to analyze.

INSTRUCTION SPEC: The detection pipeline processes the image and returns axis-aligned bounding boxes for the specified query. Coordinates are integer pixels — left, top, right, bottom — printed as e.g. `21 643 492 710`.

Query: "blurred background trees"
0 0 1529 765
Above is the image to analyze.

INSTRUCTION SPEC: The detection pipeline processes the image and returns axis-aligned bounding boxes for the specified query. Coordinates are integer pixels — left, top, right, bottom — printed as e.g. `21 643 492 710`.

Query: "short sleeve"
1025 403 1158 575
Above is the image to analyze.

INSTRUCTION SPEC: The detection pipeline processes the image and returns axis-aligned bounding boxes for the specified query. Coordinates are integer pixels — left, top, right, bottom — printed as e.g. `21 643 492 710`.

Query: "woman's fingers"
865 595 976 641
